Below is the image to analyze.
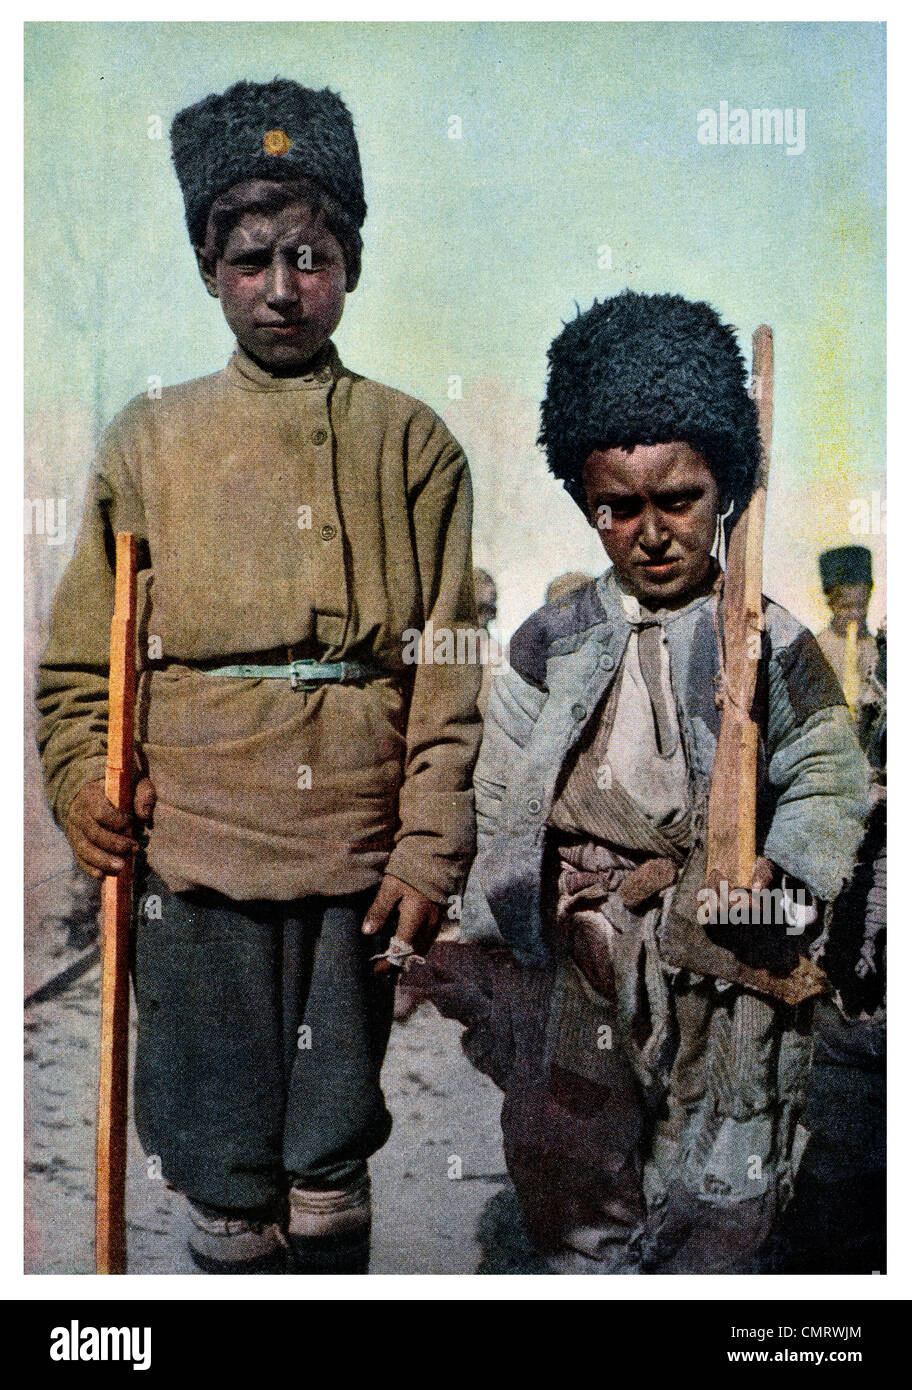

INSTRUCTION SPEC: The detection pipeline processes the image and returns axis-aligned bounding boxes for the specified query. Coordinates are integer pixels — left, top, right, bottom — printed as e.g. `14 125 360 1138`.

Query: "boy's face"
198 195 347 371
825 582 872 635
583 441 720 607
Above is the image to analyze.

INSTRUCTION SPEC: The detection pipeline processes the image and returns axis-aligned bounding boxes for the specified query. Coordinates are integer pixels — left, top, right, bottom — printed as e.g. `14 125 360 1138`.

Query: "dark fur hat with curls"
538 291 761 517
170 78 366 288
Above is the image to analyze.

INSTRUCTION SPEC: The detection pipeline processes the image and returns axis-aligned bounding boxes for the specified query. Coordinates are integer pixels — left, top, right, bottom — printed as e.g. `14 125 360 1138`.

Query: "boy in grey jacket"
423 292 868 1273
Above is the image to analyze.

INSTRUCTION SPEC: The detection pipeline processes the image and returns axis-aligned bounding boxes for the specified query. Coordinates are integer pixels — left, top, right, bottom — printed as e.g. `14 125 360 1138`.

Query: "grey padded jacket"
461 568 869 994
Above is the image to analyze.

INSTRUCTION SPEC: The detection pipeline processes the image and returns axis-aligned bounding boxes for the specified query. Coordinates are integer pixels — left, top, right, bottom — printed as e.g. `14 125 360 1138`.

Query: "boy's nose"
265 260 299 309
639 507 667 550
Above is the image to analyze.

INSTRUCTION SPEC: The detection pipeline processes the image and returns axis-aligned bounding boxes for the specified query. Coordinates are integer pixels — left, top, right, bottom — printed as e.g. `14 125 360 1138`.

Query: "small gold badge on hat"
263 128 291 156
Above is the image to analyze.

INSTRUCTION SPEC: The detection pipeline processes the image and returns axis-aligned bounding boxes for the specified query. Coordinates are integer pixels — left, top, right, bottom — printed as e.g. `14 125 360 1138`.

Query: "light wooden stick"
705 327 773 889
95 532 137 1275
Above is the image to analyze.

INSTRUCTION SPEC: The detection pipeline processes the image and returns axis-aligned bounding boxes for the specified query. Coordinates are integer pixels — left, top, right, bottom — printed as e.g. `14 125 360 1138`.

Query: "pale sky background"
25 20 885 639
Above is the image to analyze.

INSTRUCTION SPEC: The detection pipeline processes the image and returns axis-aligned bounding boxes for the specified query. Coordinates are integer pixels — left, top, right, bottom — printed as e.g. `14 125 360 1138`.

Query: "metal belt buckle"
289 659 320 692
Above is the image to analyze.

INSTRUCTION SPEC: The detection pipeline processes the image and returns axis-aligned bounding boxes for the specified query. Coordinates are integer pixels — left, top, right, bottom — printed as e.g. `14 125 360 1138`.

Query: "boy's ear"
195 247 220 299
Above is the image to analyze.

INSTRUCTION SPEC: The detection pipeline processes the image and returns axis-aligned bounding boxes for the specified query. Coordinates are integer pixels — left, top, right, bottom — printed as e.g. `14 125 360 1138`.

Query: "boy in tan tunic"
37 78 481 1273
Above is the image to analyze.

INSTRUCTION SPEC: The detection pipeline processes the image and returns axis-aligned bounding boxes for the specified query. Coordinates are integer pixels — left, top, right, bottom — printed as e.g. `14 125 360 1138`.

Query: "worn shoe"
287 1170 371 1274
186 1199 288 1274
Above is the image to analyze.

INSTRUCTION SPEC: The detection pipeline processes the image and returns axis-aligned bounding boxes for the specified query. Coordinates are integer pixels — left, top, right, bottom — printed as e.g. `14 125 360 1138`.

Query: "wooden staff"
705 326 773 890
95 532 137 1274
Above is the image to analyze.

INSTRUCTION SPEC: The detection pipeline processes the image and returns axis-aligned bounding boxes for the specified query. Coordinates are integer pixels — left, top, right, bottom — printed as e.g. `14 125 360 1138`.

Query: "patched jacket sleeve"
36 406 148 827
763 628 869 902
384 426 482 904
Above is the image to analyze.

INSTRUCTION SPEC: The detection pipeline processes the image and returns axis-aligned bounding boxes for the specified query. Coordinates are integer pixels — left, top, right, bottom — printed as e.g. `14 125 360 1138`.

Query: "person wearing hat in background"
36 78 481 1274
815 545 879 724
418 291 868 1273
814 544 884 1022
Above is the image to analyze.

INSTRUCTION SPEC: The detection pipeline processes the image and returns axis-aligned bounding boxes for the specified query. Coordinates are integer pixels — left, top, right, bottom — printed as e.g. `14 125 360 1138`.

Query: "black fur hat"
538 291 761 516
819 545 873 591
170 78 366 248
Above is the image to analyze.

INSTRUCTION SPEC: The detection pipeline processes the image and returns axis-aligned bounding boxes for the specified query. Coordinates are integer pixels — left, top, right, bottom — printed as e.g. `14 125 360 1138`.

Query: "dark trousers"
131 869 396 1210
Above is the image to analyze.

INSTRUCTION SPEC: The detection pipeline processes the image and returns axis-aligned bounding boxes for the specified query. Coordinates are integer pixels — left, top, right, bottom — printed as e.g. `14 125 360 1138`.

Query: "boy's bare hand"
749 855 775 893
362 874 443 975
65 776 156 880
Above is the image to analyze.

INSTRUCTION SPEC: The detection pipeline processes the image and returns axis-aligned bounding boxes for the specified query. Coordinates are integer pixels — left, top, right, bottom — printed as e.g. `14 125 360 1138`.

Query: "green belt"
205 659 386 691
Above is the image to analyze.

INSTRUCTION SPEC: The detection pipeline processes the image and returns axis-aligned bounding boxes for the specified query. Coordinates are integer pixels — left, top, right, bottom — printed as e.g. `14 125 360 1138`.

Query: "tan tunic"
37 342 481 903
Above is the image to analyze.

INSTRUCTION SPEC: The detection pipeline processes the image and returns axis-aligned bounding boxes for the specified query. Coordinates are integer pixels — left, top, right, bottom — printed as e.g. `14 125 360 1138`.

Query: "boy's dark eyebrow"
593 490 641 506
595 486 703 506
225 228 337 257
226 240 271 256
595 492 645 508
654 486 704 501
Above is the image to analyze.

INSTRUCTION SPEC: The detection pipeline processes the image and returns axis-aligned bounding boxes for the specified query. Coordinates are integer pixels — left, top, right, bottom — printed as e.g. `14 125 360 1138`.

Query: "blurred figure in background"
815 546 878 723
